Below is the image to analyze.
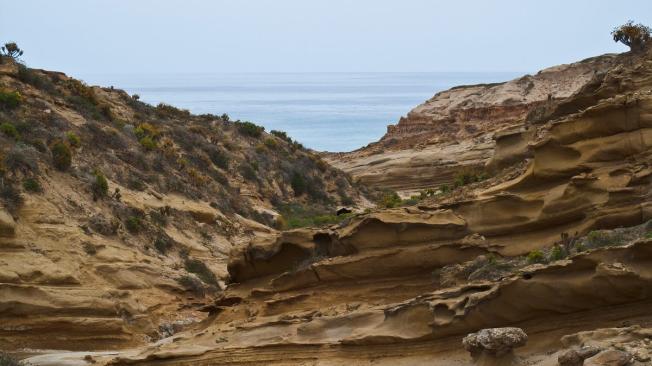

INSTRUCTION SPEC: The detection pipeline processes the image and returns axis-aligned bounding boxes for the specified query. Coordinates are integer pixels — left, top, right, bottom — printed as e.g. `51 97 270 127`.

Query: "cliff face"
328 54 619 194
71 51 652 365
0 58 364 352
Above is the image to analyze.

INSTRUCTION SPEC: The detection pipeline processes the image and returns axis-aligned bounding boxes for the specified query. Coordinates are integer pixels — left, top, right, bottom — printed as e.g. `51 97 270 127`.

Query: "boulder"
559 347 601 366
584 350 631 366
463 327 528 357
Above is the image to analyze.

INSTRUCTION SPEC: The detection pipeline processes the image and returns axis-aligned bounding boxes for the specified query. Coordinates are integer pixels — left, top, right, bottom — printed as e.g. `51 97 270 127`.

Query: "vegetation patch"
0 352 22 366
50 141 72 171
0 90 21 109
184 258 218 285
277 203 354 229
235 121 264 138
22 177 41 193
125 216 142 233
91 170 109 199
0 122 19 139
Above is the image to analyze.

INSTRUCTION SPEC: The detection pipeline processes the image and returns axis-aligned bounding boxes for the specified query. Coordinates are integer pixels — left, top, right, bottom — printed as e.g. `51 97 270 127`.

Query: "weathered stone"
558 349 583 366
0 209 16 237
463 327 528 357
585 350 631 366
559 346 602 366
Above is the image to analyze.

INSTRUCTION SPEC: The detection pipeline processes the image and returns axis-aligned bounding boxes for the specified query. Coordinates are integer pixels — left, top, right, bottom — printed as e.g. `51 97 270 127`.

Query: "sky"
1 0 651 75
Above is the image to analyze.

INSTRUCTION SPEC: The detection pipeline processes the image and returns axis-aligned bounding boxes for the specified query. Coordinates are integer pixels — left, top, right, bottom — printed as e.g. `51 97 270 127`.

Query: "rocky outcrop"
327 54 619 195
83 49 652 366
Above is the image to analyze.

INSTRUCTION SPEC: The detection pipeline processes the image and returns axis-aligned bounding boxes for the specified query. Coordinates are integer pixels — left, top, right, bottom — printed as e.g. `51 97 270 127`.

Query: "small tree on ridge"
0 42 24 60
612 21 651 53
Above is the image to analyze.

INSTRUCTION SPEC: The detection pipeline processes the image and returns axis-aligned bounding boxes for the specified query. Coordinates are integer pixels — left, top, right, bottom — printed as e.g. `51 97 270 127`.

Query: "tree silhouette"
0 42 24 59
612 21 651 53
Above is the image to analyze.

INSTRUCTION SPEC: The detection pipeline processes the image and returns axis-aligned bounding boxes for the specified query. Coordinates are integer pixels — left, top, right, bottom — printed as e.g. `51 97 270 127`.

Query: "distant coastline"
78 72 520 152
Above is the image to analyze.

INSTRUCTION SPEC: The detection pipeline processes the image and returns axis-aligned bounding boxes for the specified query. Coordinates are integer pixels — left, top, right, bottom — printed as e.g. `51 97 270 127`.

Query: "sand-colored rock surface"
46 49 651 365
327 54 619 195
4 47 652 366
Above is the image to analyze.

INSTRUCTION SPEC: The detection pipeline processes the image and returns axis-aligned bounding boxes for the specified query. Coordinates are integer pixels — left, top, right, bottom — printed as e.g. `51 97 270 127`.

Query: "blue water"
78 72 520 152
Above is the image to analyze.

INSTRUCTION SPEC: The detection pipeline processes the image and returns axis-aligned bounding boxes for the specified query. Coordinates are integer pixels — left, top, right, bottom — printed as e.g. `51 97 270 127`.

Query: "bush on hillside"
0 122 18 139
91 170 109 199
139 136 157 151
290 171 306 196
50 141 72 171
526 249 545 264
66 131 81 148
22 177 41 193
0 91 21 109
17 64 56 92
125 216 142 233
235 121 264 138
380 190 402 208
453 169 487 188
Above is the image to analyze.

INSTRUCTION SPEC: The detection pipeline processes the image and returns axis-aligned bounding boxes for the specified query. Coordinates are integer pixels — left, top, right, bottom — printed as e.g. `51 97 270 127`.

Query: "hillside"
0 57 367 352
74 48 652 366
327 54 619 196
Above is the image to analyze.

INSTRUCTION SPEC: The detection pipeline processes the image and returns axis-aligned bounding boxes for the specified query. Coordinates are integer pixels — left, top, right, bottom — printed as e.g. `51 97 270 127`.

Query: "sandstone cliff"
0 57 365 353
50 49 652 365
328 54 619 195
5 48 652 366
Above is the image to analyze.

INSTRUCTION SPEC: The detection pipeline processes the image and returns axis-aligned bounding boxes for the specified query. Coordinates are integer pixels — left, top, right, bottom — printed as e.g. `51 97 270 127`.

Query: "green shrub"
0 122 18 139
156 103 190 118
17 64 56 92
184 258 218 285
91 170 109 199
453 169 487 188
66 131 81 148
264 138 278 149
291 171 306 196
22 178 41 193
380 191 402 208
50 141 72 171
440 184 451 194
154 236 172 254
270 129 292 143
139 136 157 150
549 245 566 261
240 163 258 182
208 148 229 169
526 249 545 264
0 90 21 109
125 216 142 233
0 352 22 366
236 121 264 138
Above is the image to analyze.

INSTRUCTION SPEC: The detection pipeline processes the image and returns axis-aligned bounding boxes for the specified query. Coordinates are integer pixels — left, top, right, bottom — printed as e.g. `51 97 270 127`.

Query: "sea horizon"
78 71 523 152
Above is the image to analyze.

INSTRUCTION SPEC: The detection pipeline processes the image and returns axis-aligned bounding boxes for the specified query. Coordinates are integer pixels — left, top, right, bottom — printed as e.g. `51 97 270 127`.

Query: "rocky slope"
0 57 365 353
327 54 619 195
55 49 652 366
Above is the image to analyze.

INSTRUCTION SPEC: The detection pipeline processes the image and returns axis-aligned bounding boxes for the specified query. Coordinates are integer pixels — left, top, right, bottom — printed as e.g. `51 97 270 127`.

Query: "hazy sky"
2 0 651 75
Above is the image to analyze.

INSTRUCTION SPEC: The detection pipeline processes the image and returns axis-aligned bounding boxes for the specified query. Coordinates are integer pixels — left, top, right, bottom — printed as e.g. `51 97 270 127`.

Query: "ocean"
78 72 520 152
